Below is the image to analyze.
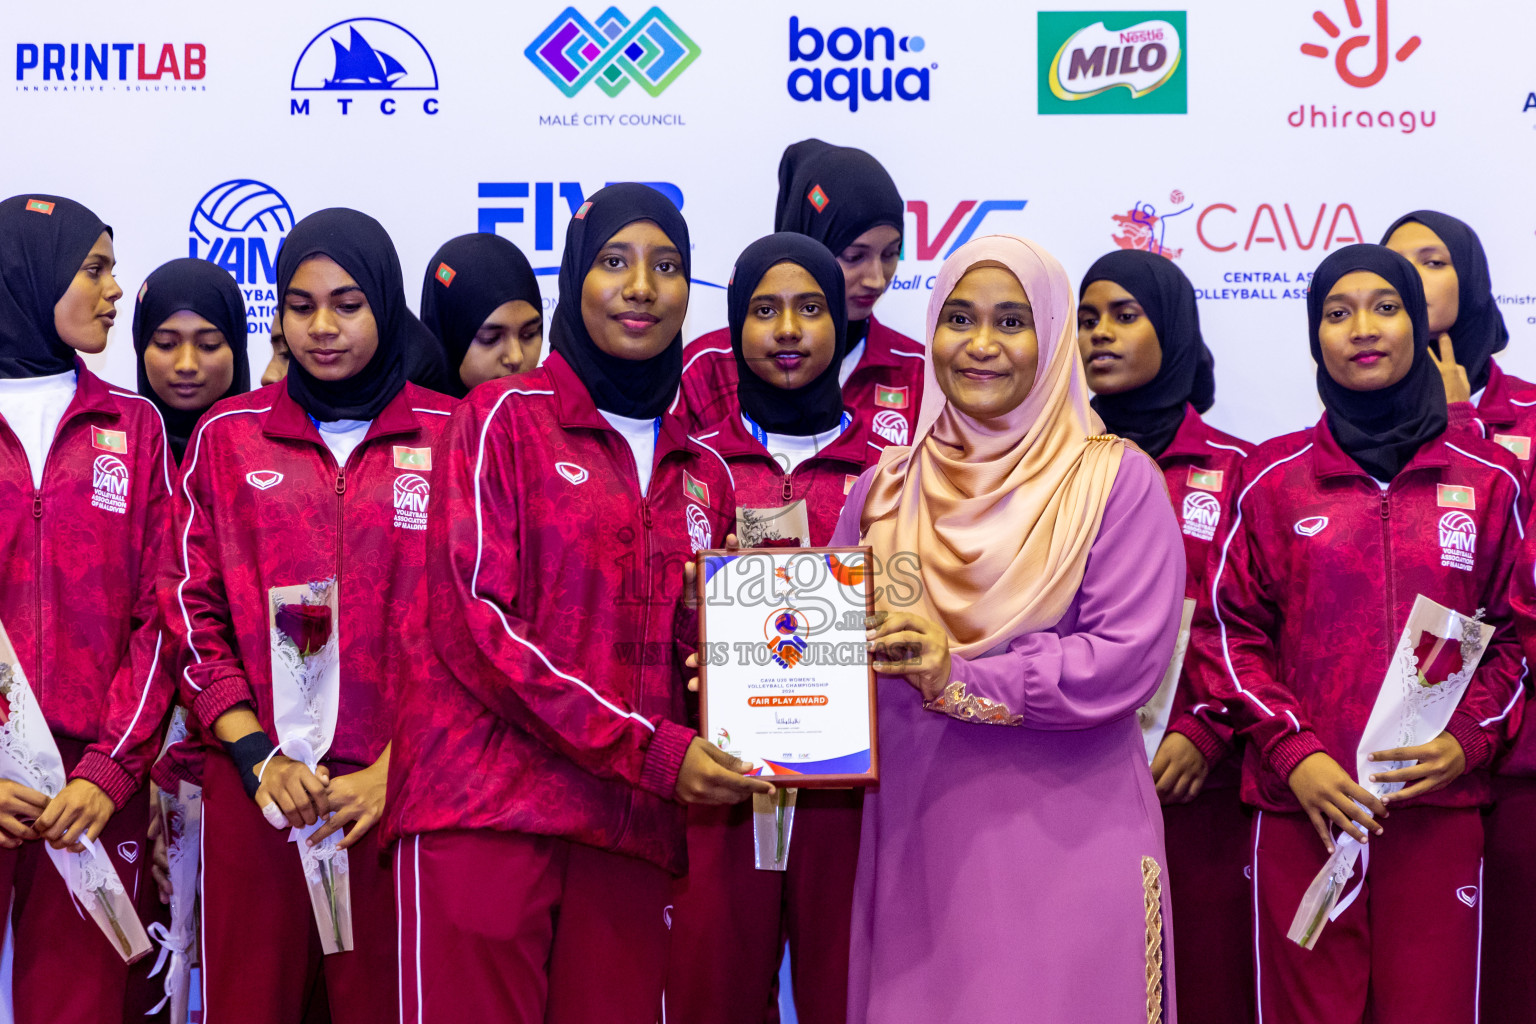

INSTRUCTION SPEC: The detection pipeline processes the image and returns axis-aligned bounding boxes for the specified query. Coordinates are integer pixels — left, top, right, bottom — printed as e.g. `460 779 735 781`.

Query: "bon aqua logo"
1037 11 1186 115
786 16 933 112
526 7 700 97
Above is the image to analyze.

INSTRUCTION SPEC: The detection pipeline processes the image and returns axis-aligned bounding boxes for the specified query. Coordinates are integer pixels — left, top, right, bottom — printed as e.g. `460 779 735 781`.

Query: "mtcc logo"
290 18 440 115
526 7 700 97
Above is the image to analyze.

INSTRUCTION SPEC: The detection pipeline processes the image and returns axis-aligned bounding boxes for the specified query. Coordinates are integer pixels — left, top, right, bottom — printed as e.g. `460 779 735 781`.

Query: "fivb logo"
787 16 933 112
526 7 700 97
189 180 294 336
290 19 440 116
477 181 683 272
1038 11 1187 115
393 474 430 531
91 455 129 515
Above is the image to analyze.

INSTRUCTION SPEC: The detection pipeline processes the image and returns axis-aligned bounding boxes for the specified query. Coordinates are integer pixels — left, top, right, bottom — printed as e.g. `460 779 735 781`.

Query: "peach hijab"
860 235 1127 659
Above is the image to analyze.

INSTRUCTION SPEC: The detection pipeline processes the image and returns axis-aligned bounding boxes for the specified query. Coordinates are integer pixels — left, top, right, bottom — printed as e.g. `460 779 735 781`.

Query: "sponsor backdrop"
2 0 1534 454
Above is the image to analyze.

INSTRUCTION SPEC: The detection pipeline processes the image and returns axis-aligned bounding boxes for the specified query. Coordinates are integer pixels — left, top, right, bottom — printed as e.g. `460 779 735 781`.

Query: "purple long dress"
833 450 1185 1024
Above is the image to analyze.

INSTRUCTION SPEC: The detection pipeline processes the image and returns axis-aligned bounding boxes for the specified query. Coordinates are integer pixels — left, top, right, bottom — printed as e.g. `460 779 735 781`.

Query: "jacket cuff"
151 756 201 792
191 674 255 732
638 719 696 801
69 750 140 810
1445 711 1495 773
1267 729 1328 783
1167 713 1231 765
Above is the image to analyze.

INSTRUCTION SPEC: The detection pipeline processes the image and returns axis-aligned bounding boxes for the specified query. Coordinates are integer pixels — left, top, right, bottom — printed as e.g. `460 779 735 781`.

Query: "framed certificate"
696 546 878 787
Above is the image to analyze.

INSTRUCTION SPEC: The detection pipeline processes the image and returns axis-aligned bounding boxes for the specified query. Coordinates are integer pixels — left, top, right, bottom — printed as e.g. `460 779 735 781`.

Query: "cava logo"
1438 511 1476 572
787 16 933 112
290 19 440 117
527 7 700 97
1038 11 1186 115
393 473 430 530
189 180 294 336
91 455 129 515
1181 491 1220 541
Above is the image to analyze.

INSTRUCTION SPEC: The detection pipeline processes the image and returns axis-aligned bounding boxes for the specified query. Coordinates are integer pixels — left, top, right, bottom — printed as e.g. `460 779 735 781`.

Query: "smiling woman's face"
932 263 1040 420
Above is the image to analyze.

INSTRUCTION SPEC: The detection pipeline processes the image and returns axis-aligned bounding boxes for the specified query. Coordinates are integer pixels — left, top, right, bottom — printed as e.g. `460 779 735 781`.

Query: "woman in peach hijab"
831 235 1186 1023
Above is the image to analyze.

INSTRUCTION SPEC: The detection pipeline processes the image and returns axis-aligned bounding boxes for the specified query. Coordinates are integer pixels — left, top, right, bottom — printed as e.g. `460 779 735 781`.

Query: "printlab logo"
14 41 207 92
189 180 295 337
527 7 700 97
1037 11 1186 115
1288 1 1434 132
786 16 934 111
289 18 440 116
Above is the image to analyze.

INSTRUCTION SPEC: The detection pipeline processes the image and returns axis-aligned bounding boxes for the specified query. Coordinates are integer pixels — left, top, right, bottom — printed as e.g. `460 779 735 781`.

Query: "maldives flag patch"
806 184 830 213
683 471 710 506
1438 484 1476 510
874 385 908 409
92 428 127 454
1187 468 1224 492
434 262 456 287
25 199 54 215
394 446 432 470
1494 434 1531 461
573 201 594 220
844 474 859 494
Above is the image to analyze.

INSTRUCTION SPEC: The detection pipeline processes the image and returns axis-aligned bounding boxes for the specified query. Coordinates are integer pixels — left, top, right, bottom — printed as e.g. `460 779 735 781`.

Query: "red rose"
277 603 333 657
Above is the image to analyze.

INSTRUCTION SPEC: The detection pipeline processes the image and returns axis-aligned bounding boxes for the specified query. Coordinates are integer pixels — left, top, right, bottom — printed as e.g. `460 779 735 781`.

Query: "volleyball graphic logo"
188 179 294 287
764 608 810 670
526 7 701 97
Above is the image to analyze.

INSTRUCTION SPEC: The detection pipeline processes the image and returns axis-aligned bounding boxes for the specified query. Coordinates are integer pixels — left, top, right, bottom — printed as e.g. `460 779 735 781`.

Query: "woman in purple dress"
831 235 1186 1023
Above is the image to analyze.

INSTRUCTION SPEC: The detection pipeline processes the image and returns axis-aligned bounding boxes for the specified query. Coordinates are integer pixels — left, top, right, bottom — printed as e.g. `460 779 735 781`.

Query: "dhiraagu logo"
1038 11 1186 115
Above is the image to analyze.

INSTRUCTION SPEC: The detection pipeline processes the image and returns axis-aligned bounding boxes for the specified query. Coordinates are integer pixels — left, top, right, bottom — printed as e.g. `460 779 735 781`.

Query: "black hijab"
277 208 427 421
132 258 252 462
728 233 848 436
420 233 541 398
1308 244 1446 480
1381 210 1509 395
0 194 110 379
548 183 690 419
774 139 904 258
1079 249 1215 458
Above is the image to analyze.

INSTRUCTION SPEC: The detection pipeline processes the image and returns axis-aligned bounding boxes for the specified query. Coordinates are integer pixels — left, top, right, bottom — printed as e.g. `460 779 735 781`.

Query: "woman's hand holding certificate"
865 610 952 703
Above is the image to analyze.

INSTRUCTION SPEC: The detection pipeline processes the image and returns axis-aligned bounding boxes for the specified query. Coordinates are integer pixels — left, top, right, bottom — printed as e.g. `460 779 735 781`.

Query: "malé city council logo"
526 7 700 97
1037 11 1186 115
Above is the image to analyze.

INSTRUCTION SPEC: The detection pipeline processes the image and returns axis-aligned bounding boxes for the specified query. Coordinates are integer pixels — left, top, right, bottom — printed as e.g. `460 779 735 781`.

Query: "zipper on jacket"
1379 487 1396 657
782 476 794 503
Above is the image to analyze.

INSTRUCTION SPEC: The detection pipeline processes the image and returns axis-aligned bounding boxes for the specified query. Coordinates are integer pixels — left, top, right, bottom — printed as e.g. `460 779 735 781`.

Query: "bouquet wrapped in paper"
0 620 151 963
1287 595 1493 949
146 708 203 1020
1137 598 1197 762
267 579 352 954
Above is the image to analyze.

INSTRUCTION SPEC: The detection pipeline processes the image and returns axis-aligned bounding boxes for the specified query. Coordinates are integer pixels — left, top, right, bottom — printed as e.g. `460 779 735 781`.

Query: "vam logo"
393 473 430 531
787 16 933 112
290 18 440 116
189 179 294 336
1438 511 1476 572
1037 11 1186 115
685 503 712 554
1181 491 1221 541
92 455 129 515
871 409 910 446
527 7 700 97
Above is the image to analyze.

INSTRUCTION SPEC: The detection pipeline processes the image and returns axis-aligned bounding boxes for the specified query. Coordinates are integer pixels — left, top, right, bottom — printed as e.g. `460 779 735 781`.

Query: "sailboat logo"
291 18 440 92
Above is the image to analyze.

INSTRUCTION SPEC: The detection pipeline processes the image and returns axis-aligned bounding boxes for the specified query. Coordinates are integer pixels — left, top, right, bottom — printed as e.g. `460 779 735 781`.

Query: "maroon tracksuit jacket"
168 381 455 763
674 315 926 444
1187 418 1526 813
0 363 174 805
385 352 736 875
